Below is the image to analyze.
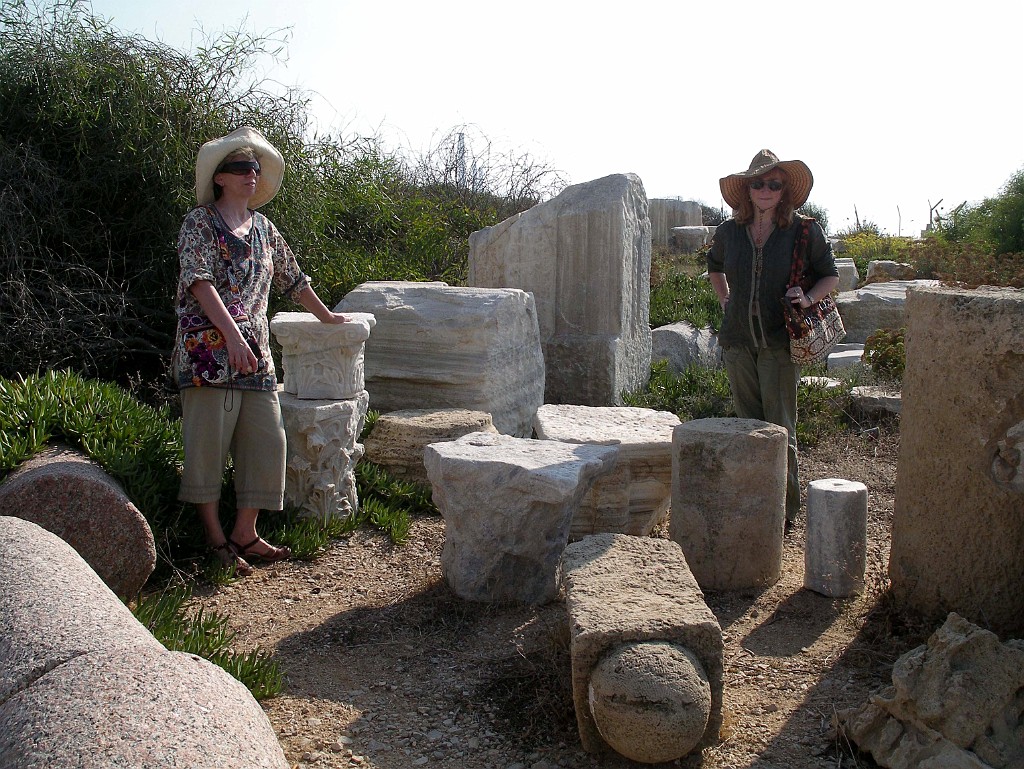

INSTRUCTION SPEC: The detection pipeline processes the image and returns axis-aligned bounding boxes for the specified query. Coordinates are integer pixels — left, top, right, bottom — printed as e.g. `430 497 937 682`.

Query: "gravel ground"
189 426 928 769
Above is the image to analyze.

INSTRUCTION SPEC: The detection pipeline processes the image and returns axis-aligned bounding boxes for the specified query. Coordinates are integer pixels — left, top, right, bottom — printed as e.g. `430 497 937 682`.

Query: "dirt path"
191 429 922 769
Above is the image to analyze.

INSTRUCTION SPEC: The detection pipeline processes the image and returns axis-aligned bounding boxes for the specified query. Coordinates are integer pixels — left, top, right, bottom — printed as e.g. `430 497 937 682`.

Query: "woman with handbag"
707 149 839 529
173 126 350 575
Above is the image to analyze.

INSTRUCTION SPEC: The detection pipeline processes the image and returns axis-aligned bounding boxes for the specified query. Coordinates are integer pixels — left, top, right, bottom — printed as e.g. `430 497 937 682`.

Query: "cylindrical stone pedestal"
804 478 867 597
670 418 788 590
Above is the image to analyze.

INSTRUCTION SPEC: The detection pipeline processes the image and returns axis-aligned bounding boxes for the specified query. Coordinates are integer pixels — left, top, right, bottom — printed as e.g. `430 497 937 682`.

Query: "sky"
87 0 1024 236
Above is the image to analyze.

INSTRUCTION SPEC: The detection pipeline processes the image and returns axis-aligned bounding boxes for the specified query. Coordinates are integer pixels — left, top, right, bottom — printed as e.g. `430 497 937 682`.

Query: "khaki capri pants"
178 387 287 510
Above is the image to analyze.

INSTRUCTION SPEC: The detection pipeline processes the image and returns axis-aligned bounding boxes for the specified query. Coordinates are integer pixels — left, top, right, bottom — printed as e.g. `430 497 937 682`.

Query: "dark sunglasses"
749 178 784 192
218 160 261 176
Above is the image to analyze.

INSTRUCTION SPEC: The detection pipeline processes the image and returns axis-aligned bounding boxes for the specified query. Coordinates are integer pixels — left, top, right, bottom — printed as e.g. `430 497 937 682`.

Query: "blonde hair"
733 168 796 229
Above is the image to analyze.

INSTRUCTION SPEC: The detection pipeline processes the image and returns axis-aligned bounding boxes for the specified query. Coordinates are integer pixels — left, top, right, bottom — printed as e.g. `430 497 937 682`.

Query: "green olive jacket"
707 214 838 350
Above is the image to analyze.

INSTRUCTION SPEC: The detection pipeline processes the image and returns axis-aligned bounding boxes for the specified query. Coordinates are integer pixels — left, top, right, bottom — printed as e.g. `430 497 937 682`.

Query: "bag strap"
787 218 813 289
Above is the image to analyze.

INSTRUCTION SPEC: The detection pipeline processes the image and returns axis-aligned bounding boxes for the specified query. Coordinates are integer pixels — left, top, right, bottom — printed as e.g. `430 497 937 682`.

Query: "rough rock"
889 285 1024 634
670 418 788 590
850 386 901 418
363 408 498 485
560 533 723 758
651 320 723 372
0 447 155 597
835 257 860 292
424 432 617 603
337 281 544 437
834 279 939 344
839 612 1024 769
533 404 680 537
588 642 712 764
826 343 865 371
468 173 651 407
649 199 701 246
669 225 710 253
865 259 917 284
270 311 375 400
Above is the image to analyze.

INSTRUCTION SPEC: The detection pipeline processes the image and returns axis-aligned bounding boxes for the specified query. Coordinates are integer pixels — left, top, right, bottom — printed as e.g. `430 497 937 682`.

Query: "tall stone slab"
649 199 702 247
889 286 1024 635
337 282 544 437
468 173 652 406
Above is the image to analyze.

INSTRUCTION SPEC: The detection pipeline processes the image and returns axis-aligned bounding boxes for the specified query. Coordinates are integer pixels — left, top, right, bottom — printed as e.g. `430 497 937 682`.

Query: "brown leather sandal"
230 536 292 564
211 542 253 577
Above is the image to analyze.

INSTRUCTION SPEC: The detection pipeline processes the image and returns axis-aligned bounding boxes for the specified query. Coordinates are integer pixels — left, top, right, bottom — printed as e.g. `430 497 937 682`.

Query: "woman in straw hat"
174 126 350 575
707 149 839 528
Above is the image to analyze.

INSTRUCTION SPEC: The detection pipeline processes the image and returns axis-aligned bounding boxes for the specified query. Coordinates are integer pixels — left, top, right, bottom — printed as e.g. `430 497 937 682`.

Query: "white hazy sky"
89 0 1023 236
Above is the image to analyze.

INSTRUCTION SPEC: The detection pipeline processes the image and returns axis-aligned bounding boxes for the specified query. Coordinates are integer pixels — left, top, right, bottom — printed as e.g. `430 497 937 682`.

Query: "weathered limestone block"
850 385 902 418
533 405 681 537
337 282 544 437
270 311 375 399
424 432 617 604
889 286 1024 634
670 418 788 590
0 517 288 769
865 259 917 284
468 173 651 407
0 516 163 702
835 257 860 292
826 343 865 372
804 478 868 597
839 613 1024 769
0 448 155 597
670 225 710 253
560 534 723 761
280 390 369 522
649 199 702 246
834 279 939 344
651 320 722 372
363 408 498 485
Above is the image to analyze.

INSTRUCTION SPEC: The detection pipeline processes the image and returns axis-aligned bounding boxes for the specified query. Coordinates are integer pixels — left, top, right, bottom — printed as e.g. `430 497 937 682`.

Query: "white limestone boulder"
834 279 939 343
337 282 544 437
865 259 917 284
468 173 651 407
669 226 710 253
533 405 681 537
424 432 617 603
651 321 722 372
835 257 860 292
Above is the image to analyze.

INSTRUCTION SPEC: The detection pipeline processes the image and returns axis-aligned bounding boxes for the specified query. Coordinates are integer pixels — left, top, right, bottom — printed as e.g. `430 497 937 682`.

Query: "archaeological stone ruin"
468 173 651 406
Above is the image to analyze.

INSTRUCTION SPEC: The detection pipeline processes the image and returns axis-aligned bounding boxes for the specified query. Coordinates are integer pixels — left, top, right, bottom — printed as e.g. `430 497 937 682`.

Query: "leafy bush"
863 328 906 383
649 271 723 330
623 361 734 421
798 201 830 235
906 239 1024 288
938 168 1024 256
131 586 282 700
838 232 914 282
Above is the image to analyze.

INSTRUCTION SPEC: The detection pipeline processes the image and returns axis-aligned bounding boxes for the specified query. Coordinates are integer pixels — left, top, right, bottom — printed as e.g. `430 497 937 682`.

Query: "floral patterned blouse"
174 205 310 390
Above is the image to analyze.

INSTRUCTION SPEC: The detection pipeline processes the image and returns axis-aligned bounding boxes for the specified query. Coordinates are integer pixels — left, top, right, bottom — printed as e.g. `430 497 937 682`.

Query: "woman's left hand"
321 312 351 324
786 286 812 309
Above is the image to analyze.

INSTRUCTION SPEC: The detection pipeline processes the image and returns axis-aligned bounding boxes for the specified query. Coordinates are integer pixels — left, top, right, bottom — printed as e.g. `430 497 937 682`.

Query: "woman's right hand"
226 333 259 375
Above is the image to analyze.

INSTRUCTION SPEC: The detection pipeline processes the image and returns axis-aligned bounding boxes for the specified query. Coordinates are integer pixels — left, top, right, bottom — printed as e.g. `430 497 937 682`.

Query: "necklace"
752 209 774 247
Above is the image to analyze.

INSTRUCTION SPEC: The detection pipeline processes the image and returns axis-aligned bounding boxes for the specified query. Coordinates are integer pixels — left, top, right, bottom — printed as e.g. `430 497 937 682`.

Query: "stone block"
865 259 917 284
804 478 868 597
670 418 788 590
280 390 369 522
0 448 155 597
424 432 617 603
270 311 374 399
669 225 709 253
649 198 702 245
834 279 939 344
560 533 723 760
889 285 1024 634
533 405 681 537
651 320 723 372
835 257 859 292
363 408 498 485
826 345 865 371
337 281 544 437
469 173 651 406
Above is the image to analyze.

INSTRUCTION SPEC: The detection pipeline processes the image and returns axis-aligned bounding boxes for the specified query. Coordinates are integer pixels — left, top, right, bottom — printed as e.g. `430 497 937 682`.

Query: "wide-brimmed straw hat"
719 149 813 210
195 126 284 209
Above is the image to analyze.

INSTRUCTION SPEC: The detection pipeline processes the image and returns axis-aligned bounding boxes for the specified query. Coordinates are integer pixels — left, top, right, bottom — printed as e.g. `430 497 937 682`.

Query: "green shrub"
939 168 1024 256
623 361 734 421
838 232 914 282
131 586 283 700
649 271 723 330
863 328 906 383
906 238 1024 287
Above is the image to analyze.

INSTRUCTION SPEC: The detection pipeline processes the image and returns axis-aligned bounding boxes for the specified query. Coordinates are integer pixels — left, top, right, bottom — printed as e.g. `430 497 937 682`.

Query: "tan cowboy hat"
719 149 813 210
195 126 285 209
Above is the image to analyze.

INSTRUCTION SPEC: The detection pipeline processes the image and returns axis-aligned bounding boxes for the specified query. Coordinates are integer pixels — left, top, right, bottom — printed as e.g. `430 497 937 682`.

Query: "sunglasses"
749 178 784 192
218 160 261 176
